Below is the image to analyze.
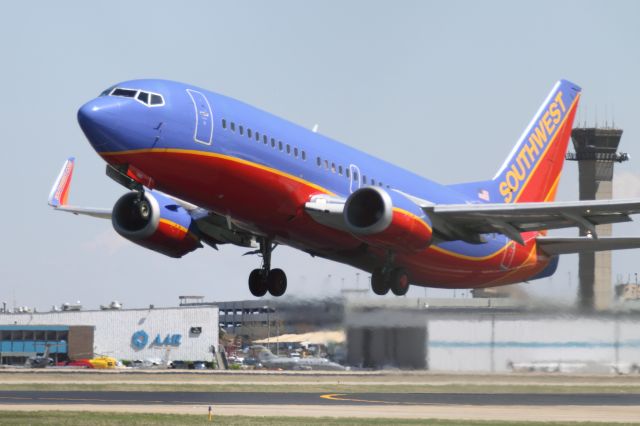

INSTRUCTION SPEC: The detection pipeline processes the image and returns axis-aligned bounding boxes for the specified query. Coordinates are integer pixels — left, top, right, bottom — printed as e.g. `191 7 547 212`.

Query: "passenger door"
186 89 213 145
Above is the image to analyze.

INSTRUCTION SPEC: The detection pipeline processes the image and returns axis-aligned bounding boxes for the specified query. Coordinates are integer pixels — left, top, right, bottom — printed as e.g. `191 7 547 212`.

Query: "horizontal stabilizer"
537 236 640 255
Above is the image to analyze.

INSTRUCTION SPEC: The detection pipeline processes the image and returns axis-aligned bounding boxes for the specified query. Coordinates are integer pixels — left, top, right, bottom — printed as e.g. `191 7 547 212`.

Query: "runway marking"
320 393 417 405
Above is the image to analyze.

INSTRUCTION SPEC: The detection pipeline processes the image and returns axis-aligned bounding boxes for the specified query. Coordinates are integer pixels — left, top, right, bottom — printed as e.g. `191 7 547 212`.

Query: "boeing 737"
49 79 640 297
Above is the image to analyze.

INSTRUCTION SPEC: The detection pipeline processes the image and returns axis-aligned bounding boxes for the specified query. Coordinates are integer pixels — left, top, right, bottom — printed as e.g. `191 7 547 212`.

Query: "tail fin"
493 79 581 203
48 157 75 207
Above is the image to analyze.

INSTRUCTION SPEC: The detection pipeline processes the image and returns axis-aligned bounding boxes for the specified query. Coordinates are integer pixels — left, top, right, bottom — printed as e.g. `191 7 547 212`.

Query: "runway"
1 390 640 406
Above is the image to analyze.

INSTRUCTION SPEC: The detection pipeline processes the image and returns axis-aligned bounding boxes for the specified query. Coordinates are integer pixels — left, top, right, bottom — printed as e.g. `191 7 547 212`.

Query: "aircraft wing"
49 158 257 248
48 157 112 219
397 190 640 245
537 236 640 255
306 191 640 246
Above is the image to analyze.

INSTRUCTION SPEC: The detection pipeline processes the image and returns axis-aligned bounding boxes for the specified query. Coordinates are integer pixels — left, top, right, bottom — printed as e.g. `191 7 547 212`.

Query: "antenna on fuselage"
312 124 319 133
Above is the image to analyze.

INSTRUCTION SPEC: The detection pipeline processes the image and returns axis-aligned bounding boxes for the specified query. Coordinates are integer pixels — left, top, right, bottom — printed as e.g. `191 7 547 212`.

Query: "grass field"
0 411 637 426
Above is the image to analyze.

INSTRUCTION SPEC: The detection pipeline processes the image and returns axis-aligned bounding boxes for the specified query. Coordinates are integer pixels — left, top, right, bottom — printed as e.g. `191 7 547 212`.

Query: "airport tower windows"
294 147 298 158
301 150 306 161
317 157 321 167
150 94 164 105
247 128 252 138
137 91 149 104
111 88 137 98
271 138 276 148
239 125 244 135
263 135 268 145
222 119 227 129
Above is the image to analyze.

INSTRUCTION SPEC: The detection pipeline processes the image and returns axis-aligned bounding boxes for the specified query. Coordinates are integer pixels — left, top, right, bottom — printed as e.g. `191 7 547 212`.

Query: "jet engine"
112 191 202 258
343 186 432 252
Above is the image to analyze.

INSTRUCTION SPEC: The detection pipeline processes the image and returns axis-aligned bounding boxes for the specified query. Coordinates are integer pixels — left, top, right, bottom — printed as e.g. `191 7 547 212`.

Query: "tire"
371 268 390 295
267 268 287 297
249 269 268 297
390 268 410 296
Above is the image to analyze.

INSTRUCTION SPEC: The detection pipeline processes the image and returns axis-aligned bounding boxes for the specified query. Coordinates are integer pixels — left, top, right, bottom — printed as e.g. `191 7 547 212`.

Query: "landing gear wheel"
267 268 287 297
371 268 390 295
248 269 268 297
390 268 410 296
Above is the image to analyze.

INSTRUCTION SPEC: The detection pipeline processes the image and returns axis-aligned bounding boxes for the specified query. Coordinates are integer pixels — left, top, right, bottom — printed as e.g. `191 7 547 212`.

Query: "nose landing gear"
248 238 287 297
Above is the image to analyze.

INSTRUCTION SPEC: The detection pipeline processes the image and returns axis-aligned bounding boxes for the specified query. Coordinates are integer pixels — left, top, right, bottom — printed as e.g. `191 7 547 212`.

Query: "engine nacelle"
344 186 432 252
112 191 201 258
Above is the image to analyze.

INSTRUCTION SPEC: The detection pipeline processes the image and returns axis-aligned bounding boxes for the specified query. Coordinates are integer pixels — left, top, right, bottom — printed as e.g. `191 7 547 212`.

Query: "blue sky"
2 0 640 310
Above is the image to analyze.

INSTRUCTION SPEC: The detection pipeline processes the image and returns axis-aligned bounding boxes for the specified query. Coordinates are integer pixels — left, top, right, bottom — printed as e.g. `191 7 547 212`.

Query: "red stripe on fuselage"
100 149 549 288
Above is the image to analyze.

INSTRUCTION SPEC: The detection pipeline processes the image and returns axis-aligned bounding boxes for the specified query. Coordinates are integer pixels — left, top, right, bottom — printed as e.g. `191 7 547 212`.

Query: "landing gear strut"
370 251 410 296
248 238 287 297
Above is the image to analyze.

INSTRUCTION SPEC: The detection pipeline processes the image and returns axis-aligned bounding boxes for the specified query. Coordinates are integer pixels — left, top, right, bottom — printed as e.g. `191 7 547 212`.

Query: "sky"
1 0 640 311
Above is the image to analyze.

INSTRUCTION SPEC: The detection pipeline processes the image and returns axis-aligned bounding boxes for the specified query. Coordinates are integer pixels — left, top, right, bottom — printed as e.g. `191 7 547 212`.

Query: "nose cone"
77 97 124 151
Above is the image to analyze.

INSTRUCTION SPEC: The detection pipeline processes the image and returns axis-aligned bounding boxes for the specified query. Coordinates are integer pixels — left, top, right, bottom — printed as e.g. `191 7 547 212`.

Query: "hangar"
0 306 219 365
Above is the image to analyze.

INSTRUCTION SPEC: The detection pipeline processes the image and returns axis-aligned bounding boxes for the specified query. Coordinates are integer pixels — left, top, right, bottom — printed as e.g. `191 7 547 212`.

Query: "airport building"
0 306 219 365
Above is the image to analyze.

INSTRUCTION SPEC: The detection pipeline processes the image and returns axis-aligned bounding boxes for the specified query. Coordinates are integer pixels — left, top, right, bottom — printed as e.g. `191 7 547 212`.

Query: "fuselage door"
349 164 361 193
186 89 213 145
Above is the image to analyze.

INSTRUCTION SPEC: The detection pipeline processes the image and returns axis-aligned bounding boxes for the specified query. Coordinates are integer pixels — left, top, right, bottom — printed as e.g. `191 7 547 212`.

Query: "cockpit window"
111 88 137 98
150 94 163 105
137 91 149 104
107 87 165 107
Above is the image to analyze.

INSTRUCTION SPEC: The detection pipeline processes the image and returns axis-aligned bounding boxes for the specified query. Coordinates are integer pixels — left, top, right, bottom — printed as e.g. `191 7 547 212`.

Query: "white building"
0 306 218 362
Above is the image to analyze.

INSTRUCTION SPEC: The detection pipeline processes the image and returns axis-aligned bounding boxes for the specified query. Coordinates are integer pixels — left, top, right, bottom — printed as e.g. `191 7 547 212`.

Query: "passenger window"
371 178 375 185
278 141 283 151
302 151 306 160
362 175 367 184
256 132 260 141
286 144 291 154
331 163 336 173
137 91 149 104
346 169 350 178
271 138 276 148
317 157 321 167
353 171 358 181
338 165 343 175
150 94 164 105
222 119 227 129
247 129 252 138
324 160 329 170
239 125 244 135
230 122 236 131
294 147 298 157
263 135 268 144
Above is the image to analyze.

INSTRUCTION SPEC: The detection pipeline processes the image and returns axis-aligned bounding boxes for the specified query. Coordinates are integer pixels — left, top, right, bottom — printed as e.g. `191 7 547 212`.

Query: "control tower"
566 127 628 311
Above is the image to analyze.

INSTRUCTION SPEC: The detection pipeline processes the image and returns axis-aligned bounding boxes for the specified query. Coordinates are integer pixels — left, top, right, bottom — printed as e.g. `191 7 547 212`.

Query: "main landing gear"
248 238 287 297
371 251 410 296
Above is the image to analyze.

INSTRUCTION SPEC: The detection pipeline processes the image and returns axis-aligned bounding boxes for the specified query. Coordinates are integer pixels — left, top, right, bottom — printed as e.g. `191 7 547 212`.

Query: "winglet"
48 157 75 207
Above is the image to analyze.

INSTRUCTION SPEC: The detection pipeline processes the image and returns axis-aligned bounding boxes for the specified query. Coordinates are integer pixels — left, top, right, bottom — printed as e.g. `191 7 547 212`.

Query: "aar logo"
131 330 182 350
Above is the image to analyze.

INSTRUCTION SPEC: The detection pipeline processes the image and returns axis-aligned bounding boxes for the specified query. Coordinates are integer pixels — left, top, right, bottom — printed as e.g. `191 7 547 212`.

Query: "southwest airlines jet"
49 79 640 297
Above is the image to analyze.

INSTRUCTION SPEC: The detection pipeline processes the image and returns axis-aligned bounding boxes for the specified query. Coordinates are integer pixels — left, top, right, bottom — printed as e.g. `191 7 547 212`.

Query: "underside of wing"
537 236 640 255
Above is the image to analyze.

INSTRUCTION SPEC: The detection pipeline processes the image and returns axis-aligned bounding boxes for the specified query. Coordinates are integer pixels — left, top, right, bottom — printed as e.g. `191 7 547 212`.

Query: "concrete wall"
0 306 218 362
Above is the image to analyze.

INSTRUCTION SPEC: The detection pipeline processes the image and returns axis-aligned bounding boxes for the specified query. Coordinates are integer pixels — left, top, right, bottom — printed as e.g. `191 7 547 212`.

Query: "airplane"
25 344 53 368
247 345 345 371
49 79 640 297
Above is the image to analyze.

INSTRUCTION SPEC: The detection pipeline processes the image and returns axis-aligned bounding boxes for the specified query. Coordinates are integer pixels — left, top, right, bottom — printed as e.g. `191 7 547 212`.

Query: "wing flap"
537 236 640 255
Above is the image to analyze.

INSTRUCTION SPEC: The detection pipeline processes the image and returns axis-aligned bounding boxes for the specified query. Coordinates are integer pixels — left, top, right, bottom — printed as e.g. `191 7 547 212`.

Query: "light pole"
263 305 270 352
